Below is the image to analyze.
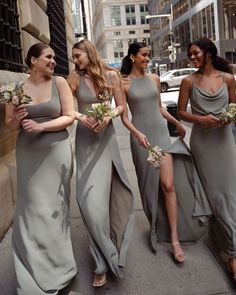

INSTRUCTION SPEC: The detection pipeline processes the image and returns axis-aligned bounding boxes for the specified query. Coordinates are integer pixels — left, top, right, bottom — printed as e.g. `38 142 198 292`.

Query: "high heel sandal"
172 242 185 263
92 273 107 287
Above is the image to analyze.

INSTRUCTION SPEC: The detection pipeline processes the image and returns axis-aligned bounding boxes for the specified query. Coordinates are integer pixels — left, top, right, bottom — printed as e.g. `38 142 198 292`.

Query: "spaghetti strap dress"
190 78 236 257
75 76 134 278
126 75 212 252
12 77 77 295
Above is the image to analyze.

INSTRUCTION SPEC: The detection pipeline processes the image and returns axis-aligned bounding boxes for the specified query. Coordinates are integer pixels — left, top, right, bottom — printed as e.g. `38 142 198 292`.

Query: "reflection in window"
113 40 123 61
110 6 121 26
223 0 236 39
191 3 215 40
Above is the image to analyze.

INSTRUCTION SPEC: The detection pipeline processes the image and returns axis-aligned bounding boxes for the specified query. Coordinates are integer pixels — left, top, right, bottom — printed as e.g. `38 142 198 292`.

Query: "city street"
0 90 236 295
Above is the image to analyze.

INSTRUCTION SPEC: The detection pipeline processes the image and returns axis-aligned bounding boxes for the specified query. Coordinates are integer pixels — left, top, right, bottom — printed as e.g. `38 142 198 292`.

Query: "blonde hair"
73 39 114 94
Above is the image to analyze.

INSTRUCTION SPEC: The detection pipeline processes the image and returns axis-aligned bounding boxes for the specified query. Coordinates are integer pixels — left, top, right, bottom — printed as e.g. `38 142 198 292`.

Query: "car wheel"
161 83 168 92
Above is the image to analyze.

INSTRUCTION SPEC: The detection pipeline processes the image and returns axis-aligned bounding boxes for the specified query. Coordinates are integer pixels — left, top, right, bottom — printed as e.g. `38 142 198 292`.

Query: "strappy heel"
172 242 185 263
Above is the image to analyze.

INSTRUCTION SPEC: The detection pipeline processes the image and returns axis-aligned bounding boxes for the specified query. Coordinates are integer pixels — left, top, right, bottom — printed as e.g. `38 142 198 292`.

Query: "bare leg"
160 153 184 262
93 273 107 287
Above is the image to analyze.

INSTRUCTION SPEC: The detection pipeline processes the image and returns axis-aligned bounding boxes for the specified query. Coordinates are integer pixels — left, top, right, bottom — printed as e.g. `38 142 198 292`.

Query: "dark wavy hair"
188 37 232 74
120 42 147 76
25 43 50 68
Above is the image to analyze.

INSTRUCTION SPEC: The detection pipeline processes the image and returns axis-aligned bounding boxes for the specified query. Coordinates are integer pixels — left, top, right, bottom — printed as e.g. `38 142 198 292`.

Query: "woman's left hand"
93 115 112 133
21 119 44 133
176 122 186 139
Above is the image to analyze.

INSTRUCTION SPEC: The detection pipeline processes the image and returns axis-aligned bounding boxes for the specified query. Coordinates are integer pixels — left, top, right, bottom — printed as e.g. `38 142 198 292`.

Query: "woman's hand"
93 115 112 133
79 115 99 130
14 105 28 122
201 114 224 128
136 131 150 148
21 119 44 133
176 122 186 139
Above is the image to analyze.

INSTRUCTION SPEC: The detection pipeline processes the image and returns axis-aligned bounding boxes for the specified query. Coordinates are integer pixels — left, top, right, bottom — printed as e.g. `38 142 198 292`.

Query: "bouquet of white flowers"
0 82 32 106
147 145 165 168
86 90 116 122
219 103 236 123
86 100 116 123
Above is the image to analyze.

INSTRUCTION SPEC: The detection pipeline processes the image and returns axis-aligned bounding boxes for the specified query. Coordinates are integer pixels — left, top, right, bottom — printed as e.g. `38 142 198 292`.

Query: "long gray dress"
12 77 77 295
126 75 212 252
75 76 134 278
190 79 236 257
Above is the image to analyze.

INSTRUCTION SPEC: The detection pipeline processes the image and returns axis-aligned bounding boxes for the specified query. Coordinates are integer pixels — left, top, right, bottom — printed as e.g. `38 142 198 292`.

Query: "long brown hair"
73 39 113 94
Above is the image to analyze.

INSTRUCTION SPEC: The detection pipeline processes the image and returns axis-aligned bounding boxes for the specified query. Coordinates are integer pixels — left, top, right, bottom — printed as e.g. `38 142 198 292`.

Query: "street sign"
169 53 176 62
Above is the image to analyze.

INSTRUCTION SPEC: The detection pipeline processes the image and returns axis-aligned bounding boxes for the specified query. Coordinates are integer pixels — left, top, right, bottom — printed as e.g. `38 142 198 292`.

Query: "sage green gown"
12 77 77 294
75 76 134 278
126 75 212 252
190 80 236 257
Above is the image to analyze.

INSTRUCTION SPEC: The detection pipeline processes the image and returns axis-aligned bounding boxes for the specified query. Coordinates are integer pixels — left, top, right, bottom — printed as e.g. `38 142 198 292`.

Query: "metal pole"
81 0 87 38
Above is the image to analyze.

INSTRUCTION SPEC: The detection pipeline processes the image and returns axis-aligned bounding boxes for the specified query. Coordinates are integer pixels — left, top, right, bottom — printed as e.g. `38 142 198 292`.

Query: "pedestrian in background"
67 39 134 287
120 42 211 262
5 43 78 294
178 37 236 281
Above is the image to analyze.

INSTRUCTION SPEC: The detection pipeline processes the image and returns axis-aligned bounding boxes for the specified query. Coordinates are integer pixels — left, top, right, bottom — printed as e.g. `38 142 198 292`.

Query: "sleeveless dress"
75 76 134 278
12 77 77 295
126 75 212 252
190 78 236 257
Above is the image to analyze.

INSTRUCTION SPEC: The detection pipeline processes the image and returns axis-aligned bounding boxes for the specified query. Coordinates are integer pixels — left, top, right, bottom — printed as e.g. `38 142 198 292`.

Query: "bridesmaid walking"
178 37 236 281
5 43 78 294
120 42 211 261
67 39 134 287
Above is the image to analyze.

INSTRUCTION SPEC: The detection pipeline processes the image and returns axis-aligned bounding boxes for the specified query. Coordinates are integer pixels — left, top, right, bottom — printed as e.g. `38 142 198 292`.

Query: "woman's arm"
151 74 186 138
226 73 236 104
5 104 28 131
121 79 150 148
94 70 124 133
21 76 75 133
178 76 222 128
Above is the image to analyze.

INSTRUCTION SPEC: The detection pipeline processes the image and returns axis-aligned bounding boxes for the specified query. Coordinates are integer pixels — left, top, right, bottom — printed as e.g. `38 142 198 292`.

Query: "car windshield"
161 71 172 77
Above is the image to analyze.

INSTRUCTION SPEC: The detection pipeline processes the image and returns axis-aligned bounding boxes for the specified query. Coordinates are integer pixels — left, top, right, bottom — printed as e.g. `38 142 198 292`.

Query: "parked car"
160 68 196 92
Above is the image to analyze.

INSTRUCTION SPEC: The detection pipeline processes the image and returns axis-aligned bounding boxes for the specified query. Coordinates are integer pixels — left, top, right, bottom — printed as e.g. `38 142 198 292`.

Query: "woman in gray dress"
120 43 211 262
5 43 78 294
178 37 236 281
67 40 134 287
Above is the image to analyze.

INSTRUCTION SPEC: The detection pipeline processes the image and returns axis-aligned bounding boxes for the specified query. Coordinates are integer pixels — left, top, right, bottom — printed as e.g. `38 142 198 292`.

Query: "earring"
131 58 134 63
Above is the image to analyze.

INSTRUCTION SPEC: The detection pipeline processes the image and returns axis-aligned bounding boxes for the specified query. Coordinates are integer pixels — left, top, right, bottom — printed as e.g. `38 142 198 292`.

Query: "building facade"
90 0 150 67
0 0 75 241
148 0 236 70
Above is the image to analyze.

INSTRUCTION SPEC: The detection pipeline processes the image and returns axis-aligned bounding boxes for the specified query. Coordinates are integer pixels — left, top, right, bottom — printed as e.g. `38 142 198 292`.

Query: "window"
140 4 149 25
129 30 135 34
143 29 150 33
126 5 136 25
113 40 124 61
110 6 121 26
114 31 121 36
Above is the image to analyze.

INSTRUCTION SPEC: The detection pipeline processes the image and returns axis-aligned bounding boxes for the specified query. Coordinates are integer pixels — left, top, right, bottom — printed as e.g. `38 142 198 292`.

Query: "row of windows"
111 4 149 27
113 38 151 61
113 29 150 36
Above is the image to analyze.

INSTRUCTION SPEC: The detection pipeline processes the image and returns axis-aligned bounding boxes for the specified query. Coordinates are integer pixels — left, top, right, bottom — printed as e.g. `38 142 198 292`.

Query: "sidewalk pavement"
1 118 236 295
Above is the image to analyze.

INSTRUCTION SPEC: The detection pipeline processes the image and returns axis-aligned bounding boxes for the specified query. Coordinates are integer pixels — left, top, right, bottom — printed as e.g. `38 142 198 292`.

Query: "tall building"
148 0 236 69
90 0 150 67
73 0 92 40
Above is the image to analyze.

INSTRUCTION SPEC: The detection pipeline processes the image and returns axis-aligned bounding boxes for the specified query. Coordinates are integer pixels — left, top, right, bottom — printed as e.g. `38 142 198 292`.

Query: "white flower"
3 92 11 101
5 82 16 92
147 145 165 168
12 96 20 106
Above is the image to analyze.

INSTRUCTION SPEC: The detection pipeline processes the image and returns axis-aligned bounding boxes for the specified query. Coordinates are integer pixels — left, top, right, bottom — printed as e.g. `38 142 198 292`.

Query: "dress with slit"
75 76 134 278
126 75 212 252
190 79 236 257
12 77 77 295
